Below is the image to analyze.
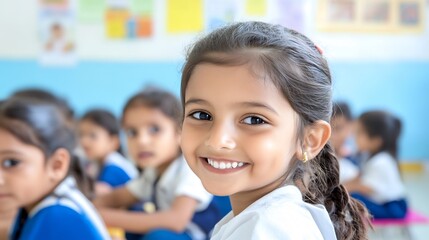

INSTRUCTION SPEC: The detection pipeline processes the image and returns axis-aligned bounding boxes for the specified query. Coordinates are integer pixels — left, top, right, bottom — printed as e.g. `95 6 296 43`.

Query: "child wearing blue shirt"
79 109 138 195
0 97 110 240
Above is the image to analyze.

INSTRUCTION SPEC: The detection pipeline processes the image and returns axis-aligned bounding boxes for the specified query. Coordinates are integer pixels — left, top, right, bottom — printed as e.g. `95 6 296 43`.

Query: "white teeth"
206 158 245 170
219 162 226 169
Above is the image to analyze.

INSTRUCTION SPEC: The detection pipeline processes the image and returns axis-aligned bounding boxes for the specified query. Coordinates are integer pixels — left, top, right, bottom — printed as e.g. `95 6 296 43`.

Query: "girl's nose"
204 121 236 150
137 131 151 146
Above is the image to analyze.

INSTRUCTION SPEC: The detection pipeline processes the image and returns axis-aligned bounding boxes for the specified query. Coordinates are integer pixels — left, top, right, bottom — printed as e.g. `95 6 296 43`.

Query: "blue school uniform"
98 152 138 188
9 177 110 240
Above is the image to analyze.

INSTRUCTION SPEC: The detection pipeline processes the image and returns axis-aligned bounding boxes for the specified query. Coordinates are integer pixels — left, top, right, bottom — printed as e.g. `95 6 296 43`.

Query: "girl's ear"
47 148 70 182
298 120 331 161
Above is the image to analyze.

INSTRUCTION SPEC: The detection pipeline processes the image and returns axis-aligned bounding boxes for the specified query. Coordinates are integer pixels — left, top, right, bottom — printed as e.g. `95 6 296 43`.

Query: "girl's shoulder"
366 151 396 168
21 178 109 239
23 205 107 240
212 185 336 240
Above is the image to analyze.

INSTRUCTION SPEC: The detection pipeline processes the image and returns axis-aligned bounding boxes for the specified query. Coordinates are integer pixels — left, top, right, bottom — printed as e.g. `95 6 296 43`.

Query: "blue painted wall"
1 60 428 160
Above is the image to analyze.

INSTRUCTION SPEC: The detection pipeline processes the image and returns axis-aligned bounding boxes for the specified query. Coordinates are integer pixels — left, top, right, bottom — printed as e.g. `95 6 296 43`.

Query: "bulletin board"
317 0 426 33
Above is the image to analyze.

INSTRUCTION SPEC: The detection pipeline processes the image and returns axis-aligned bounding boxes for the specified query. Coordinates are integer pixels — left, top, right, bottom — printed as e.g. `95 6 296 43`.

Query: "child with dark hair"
0 98 109 240
180 21 369 239
79 109 138 196
346 110 407 219
94 88 221 240
331 102 359 183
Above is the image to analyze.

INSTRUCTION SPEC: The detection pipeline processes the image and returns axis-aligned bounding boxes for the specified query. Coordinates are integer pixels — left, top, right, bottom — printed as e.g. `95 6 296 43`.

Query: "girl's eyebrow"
184 98 210 107
0 149 23 156
236 101 279 115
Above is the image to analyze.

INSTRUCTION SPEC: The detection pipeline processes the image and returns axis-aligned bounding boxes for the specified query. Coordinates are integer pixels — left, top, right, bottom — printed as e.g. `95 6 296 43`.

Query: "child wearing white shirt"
346 110 407 219
180 21 369 240
94 88 221 240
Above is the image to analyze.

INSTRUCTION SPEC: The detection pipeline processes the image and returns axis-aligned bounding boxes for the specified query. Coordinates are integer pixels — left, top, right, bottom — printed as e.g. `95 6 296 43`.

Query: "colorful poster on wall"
105 0 154 38
206 0 238 31
317 0 425 32
78 0 106 23
245 0 267 16
167 0 203 33
276 0 305 33
39 0 77 66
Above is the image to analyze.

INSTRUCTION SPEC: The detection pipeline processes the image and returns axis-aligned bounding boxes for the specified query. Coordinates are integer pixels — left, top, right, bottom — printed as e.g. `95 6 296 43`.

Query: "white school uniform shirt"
211 185 337 240
126 156 213 239
361 151 406 204
339 158 359 183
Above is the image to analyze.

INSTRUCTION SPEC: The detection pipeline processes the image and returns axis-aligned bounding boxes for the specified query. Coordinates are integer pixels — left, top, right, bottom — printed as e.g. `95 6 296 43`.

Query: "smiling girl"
180 22 369 239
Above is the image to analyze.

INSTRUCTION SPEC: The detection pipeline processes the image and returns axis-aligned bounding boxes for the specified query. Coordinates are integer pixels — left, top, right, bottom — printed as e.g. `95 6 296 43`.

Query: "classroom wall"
1 0 428 161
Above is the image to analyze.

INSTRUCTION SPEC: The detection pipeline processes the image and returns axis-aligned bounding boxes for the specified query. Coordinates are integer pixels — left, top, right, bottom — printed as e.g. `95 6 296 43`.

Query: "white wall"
0 0 428 61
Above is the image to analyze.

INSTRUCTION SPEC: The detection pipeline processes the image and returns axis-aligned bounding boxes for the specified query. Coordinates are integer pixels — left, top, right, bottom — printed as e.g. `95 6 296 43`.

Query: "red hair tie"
315 45 323 55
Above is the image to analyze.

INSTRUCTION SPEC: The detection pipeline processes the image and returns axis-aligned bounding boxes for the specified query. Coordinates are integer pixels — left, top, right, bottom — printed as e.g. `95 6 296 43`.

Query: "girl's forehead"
186 63 286 105
123 106 174 126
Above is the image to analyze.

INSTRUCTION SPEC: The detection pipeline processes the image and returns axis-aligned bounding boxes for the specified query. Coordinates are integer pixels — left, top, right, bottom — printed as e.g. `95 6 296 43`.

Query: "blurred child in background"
345 110 408 219
79 109 138 196
331 102 359 183
0 99 14 240
94 88 221 240
0 97 110 239
0 89 93 240
11 88 93 195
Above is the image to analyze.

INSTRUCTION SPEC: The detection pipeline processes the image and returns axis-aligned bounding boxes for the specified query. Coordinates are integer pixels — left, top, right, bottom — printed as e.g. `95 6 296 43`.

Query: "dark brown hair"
122 87 182 129
358 110 401 159
81 109 123 154
181 21 369 239
333 102 353 121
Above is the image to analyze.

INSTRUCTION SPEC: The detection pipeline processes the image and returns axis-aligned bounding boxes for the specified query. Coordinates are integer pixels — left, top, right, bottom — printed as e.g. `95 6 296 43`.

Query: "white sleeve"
126 174 147 200
219 205 325 240
361 156 402 202
174 162 212 211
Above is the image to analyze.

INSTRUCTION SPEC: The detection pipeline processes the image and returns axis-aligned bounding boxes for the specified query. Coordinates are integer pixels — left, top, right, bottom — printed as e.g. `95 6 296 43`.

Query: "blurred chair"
371 209 429 240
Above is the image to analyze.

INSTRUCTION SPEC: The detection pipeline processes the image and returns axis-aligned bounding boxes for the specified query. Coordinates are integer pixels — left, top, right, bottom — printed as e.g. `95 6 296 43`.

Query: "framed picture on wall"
317 0 425 33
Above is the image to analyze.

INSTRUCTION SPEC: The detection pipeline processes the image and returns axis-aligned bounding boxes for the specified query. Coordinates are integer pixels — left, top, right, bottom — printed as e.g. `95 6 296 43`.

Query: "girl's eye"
125 128 137 138
2 159 20 168
242 116 266 125
149 125 160 134
191 111 212 121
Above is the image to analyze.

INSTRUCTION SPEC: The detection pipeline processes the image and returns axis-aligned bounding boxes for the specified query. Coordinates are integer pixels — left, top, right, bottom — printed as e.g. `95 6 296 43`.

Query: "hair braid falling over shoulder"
302 143 370 240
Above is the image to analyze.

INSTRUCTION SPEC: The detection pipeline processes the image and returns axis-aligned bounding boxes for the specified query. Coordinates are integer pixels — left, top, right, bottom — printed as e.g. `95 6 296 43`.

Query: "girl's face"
0 129 56 212
79 120 118 161
181 63 300 198
355 121 379 153
122 106 180 172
